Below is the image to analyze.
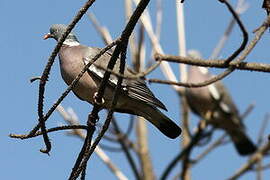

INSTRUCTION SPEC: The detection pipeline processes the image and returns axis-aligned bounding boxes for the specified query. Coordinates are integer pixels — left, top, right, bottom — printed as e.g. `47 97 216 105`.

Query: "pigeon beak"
43 33 53 40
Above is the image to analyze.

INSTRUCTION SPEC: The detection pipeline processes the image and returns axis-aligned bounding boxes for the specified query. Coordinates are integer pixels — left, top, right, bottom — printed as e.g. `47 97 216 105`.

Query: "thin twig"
30 76 42 83
210 0 249 59
161 121 206 180
257 113 270 146
256 160 263 180
10 125 88 139
253 163 270 171
241 103 255 119
112 119 140 179
152 0 251 90
227 142 270 180
190 103 254 164
98 144 123 152
88 13 113 44
191 133 227 164
57 105 128 180
150 15 270 88
219 0 248 64
132 0 180 92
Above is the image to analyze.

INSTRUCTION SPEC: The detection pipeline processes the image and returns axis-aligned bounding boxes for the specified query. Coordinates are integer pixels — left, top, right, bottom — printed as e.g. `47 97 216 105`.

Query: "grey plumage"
185 55 256 155
44 24 181 139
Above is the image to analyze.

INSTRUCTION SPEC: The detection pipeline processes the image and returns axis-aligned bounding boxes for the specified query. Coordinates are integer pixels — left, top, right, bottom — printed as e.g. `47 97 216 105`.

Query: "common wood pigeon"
185 51 256 155
43 24 181 139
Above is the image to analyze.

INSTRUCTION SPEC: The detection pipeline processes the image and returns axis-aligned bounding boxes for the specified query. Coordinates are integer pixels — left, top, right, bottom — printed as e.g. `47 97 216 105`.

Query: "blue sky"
1 0 270 179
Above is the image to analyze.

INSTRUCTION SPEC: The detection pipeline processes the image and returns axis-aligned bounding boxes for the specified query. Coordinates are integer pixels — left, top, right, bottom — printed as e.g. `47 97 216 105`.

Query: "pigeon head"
43 24 79 43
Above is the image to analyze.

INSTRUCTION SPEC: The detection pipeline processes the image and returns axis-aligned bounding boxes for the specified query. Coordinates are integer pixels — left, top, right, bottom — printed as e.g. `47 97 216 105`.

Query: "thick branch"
154 53 270 73
69 2 151 179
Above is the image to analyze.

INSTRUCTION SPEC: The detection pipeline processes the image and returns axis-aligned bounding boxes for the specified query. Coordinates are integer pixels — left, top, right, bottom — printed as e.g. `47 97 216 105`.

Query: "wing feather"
83 47 167 110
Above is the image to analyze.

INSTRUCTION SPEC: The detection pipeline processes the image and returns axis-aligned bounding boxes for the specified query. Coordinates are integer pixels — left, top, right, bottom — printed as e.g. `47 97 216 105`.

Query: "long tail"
136 105 182 139
228 129 257 156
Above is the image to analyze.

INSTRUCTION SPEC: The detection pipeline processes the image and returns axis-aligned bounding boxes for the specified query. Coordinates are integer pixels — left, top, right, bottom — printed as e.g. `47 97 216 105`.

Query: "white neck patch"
63 39 80 46
198 67 208 74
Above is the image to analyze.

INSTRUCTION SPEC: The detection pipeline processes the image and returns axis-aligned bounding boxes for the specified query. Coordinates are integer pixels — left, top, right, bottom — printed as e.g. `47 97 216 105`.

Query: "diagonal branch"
70 45 129 180
161 122 206 180
227 142 270 180
112 119 140 179
69 1 151 179
57 105 129 180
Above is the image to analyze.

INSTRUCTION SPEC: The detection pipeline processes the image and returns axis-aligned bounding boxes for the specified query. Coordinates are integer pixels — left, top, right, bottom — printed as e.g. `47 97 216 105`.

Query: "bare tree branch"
210 0 249 59
69 1 151 178
227 142 270 180
56 105 128 180
154 53 270 73
149 14 270 88
161 121 207 180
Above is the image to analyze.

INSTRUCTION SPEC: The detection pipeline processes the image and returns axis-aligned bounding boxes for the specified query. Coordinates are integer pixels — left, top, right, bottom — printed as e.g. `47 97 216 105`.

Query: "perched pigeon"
43 24 181 139
185 51 256 155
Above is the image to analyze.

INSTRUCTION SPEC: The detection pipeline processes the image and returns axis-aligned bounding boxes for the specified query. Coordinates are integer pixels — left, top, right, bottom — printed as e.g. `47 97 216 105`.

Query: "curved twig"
9 125 88 139
149 15 269 88
227 142 270 180
210 0 249 59
161 122 205 180
219 0 248 64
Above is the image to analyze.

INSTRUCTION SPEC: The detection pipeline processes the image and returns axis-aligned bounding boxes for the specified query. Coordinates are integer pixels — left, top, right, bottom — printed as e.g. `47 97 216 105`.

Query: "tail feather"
228 130 257 156
137 105 182 139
